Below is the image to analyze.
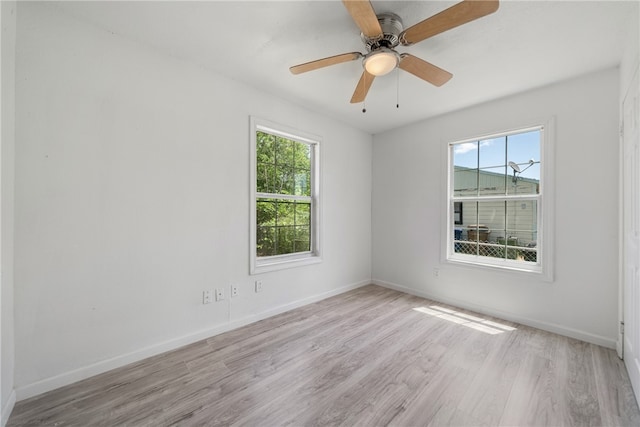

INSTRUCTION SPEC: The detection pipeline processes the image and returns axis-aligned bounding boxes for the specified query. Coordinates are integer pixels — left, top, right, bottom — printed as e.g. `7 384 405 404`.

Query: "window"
250 117 321 274
447 125 550 276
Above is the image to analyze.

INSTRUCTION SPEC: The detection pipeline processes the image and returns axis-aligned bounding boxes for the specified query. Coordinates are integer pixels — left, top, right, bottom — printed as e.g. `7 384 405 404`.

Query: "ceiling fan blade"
342 0 383 38
399 54 452 87
400 0 499 46
290 52 362 75
350 70 375 103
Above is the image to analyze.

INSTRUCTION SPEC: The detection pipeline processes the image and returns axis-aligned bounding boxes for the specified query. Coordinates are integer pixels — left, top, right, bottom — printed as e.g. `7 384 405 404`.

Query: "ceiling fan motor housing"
361 13 404 51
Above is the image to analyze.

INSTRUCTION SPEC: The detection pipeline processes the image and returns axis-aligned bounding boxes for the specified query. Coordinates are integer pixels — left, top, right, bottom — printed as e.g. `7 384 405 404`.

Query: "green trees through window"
256 131 313 257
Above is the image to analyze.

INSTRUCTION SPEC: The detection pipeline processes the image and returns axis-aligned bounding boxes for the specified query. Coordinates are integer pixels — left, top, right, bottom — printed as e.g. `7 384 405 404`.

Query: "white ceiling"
51 0 638 134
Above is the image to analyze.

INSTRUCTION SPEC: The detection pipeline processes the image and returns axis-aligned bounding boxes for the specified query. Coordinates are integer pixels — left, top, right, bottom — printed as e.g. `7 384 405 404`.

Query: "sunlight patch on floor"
413 305 517 335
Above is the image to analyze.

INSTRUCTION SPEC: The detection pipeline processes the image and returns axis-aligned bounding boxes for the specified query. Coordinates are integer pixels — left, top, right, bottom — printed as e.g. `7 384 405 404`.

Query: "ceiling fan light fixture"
363 49 399 76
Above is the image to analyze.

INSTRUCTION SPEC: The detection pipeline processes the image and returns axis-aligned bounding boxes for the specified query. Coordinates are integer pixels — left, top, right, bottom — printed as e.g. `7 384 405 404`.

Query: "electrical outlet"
215 288 225 301
203 290 213 304
231 284 239 298
433 268 440 277
255 280 263 293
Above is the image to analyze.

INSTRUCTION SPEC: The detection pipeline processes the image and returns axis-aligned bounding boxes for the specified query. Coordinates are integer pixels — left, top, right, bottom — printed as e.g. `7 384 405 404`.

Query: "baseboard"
372 279 617 349
15 279 370 401
1 390 16 427
617 340 623 359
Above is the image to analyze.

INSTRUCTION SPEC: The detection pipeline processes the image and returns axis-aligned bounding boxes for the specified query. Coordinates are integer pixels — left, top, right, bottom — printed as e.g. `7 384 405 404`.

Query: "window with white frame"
250 117 321 274
448 126 546 274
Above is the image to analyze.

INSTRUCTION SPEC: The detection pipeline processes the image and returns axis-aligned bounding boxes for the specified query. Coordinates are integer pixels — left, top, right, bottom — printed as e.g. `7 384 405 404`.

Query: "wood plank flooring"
8 285 640 426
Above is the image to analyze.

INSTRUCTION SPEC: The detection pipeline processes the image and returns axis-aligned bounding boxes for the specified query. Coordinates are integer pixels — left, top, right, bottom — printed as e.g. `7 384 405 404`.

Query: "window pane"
257 132 276 164
295 201 311 226
496 235 520 260
478 166 507 196
507 130 540 195
276 226 295 255
257 134 312 197
476 201 504 236
453 212 473 255
507 165 540 195
294 226 310 252
453 141 479 196
276 166 295 195
257 226 275 257
518 163 540 189
478 136 506 169
458 201 477 236
453 201 463 225
277 199 295 226
257 132 277 194
453 168 479 196
295 169 311 196
257 199 276 226
453 141 479 168
257 198 312 257
276 137 295 168
506 200 538 248
467 202 503 259
507 130 540 166
257 163 276 193
295 143 311 171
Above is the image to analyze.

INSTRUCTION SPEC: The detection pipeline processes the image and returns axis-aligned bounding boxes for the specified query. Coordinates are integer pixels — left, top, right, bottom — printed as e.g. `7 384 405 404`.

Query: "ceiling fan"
290 0 499 104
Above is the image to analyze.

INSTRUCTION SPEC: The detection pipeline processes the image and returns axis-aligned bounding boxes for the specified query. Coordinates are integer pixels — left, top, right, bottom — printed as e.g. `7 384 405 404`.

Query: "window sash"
256 195 314 258
450 198 541 265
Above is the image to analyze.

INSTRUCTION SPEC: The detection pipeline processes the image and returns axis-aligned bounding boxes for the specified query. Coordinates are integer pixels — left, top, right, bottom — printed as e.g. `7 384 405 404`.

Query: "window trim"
249 116 322 274
442 119 555 282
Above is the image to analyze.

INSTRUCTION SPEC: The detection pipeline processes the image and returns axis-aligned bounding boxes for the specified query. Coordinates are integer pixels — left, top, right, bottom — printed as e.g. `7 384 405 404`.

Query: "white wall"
1 1 16 424
13 2 372 399
619 2 639 98
372 68 620 347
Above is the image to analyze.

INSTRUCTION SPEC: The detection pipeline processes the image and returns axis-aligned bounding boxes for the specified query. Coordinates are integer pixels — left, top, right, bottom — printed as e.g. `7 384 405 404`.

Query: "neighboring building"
453 166 539 247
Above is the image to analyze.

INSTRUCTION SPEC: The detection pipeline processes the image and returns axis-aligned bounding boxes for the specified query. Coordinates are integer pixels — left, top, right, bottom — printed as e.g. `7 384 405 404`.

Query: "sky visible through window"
453 130 540 181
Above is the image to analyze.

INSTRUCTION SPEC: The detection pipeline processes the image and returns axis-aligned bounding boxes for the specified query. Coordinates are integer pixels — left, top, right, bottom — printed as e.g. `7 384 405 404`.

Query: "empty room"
1 0 640 426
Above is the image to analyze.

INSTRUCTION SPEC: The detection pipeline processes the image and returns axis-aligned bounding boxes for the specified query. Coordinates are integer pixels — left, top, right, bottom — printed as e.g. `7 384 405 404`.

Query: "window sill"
446 255 551 282
251 253 322 275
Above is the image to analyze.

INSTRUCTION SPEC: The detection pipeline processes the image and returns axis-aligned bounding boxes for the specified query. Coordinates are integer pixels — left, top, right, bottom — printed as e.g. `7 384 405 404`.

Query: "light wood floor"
8 285 640 426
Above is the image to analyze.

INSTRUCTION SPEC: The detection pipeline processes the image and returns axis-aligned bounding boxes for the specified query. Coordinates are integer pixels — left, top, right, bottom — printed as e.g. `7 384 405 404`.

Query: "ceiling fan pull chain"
362 73 367 113
396 67 400 108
